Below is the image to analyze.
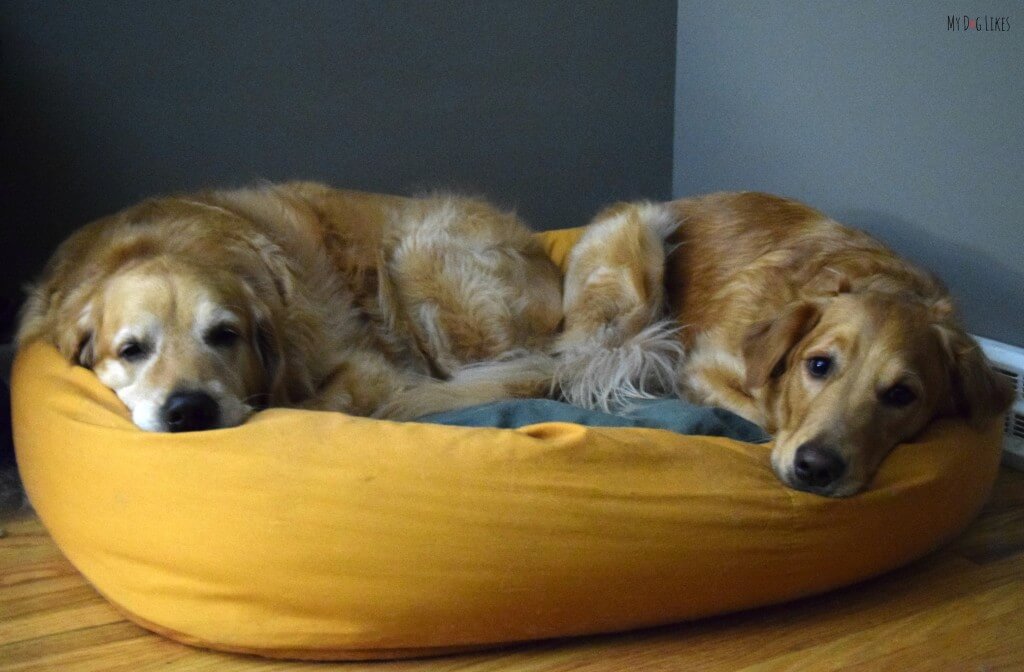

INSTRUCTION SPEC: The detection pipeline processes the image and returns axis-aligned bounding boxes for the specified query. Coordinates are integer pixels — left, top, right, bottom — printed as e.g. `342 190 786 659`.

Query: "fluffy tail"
553 202 683 412
375 350 555 420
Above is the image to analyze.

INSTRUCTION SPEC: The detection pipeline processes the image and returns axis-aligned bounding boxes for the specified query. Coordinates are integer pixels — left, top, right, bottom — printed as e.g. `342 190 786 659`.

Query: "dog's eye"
205 325 241 348
118 340 149 362
806 356 833 378
881 384 917 408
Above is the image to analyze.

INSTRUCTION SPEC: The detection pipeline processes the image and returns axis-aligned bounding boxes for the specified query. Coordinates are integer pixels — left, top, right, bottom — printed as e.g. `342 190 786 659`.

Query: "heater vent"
993 366 1023 401
974 336 1024 471
1012 412 1024 441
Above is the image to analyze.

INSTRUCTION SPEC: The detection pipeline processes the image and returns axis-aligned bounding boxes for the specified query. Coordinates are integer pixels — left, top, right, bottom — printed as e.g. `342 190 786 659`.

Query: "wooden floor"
2 468 1023 672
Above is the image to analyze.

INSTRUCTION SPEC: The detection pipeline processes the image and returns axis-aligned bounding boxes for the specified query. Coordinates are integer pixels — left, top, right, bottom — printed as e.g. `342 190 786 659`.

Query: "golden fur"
17 182 563 431
19 183 1012 497
554 202 682 411
563 191 1013 496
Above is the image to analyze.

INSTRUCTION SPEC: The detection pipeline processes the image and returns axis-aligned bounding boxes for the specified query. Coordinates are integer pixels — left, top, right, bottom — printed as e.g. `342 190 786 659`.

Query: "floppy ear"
247 285 319 408
935 324 1014 427
742 302 822 390
235 236 296 406
56 307 97 368
48 293 99 368
256 322 289 406
18 282 98 368
250 301 290 407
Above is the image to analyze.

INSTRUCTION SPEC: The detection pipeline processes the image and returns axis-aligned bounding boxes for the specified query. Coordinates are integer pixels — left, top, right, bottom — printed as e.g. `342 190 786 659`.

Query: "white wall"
674 0 1024 346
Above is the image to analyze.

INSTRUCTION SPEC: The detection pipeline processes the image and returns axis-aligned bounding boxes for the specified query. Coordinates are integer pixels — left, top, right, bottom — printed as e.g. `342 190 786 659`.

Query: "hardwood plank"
839 605 1024 672
0 601 124 647
949 507 1024 564
737 584 1024 671
445 553 1024 672
4 584 109 621
0 575 86 604
0 622 147 668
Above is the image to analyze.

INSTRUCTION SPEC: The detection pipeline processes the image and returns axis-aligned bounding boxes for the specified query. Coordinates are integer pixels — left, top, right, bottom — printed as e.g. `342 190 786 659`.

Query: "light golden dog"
18 182 563 431
559 192 1013 497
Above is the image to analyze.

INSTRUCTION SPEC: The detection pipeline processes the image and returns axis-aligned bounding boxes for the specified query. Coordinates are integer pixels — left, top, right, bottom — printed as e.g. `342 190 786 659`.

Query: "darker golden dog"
559 192 1013 496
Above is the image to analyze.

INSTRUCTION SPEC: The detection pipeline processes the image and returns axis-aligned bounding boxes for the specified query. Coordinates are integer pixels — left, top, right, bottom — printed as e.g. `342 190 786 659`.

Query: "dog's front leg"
680 346 768 428
302 353 406 417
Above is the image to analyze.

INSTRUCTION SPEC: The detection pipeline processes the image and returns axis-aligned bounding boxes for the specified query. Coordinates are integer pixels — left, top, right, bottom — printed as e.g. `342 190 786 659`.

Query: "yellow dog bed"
11 229 1002 660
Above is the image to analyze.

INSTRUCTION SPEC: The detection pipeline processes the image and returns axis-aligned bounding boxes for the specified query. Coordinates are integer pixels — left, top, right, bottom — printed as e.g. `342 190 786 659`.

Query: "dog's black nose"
162 391 219 432
793 443 846 490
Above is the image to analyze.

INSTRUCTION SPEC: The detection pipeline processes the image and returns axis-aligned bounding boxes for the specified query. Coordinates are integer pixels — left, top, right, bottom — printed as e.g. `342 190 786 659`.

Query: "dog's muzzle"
791 441 847 494
161 390 220 432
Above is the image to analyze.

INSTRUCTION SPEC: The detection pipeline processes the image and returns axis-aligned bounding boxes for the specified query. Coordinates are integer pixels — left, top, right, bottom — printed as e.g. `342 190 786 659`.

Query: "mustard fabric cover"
11 228 1002 660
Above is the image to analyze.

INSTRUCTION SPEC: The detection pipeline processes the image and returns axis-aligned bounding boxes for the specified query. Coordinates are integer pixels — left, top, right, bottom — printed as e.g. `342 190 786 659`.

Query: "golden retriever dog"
17 182 563 431
558 192 1013 497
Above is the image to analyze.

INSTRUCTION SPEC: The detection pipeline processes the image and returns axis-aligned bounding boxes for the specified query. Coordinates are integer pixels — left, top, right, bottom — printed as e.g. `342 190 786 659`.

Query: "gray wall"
0 0 677 337
674 0 1024 346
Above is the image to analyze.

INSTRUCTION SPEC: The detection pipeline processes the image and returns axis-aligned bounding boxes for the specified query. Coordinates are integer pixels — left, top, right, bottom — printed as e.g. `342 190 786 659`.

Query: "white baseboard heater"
976 335 1024 471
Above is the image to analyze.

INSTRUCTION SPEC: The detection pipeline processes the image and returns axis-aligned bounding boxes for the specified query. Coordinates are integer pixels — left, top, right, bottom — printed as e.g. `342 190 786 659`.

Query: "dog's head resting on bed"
17 199 296 432
743 289 1012 497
